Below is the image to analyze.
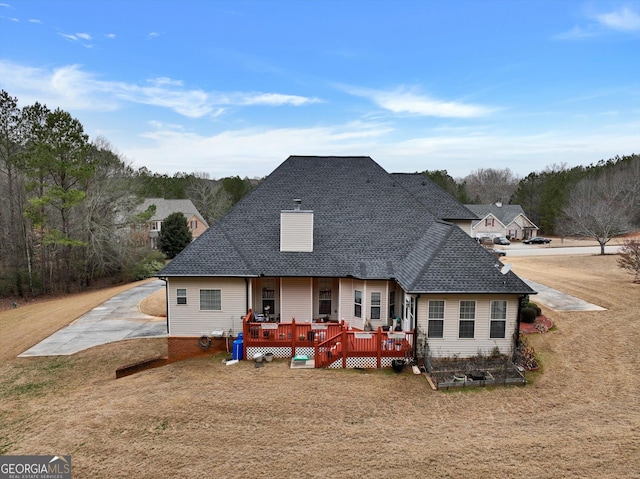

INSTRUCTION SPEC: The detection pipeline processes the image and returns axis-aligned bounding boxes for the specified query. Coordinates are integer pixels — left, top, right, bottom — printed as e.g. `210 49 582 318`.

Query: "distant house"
158 156 534 362
138 198 208 249
466 202 538 240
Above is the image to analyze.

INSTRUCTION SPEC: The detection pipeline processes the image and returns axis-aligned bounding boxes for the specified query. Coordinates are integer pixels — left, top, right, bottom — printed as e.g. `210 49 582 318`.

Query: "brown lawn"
0 254 639 478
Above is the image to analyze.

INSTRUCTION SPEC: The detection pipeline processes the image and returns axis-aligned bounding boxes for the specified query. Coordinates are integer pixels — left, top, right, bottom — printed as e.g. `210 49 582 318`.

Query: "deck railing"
242 311 414 368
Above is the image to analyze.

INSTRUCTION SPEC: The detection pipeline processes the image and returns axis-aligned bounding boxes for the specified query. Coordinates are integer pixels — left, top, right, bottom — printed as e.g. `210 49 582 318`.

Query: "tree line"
424 153 640 252
1 90 638 297
0 91 254 298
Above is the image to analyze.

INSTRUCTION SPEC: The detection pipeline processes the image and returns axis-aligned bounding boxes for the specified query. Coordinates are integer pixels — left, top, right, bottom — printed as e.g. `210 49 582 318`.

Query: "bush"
520 307 537 323
131 251 166 280
527 301 542 316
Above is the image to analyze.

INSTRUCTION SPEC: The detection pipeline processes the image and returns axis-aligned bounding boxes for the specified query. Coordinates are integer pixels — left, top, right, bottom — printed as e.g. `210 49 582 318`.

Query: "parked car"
523 237 552 244
489 248 507 257
493 237 511 245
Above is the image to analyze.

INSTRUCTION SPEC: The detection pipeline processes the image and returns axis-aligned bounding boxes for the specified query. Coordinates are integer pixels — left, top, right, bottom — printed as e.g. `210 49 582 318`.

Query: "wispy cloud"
148 32 162 39
28 18 42 24
595 6 640 32
556 6 640 39
345 86 493 118
0 60 323 117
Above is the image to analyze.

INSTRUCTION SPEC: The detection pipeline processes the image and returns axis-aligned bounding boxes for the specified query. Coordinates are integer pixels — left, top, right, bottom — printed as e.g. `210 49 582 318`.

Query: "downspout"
161 277 169 334
514 294 526 359
413 295 419 362
245 277 250 313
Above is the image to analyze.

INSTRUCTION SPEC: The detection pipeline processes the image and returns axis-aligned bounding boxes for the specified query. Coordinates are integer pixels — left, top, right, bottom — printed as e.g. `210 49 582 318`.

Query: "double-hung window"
319 288 332 315
427 300 445 338
200 289 221 311
459 300 476 338
176 288 187 305
370 292 381 320
490 300 507 338
354 290 362 318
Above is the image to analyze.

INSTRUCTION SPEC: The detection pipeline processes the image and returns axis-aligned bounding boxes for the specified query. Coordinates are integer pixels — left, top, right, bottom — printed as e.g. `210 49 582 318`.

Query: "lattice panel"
381 357 404 368
246 346 291 359
346 356 378 368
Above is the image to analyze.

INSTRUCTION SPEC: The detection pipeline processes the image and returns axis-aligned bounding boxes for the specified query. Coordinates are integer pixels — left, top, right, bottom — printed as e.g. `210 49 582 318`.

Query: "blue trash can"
232 333 244 360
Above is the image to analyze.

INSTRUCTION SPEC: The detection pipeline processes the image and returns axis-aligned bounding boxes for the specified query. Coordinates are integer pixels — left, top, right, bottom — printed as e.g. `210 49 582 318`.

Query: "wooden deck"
242 311 414 369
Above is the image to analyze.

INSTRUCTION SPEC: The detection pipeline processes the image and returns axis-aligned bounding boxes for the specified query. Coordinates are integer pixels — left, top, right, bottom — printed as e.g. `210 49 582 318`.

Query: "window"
389 290 396 319
354 290 362 318
151 221 161 231
262 286 275 317
176 288 187 305
490 300 507 338
427 300 445 338
190 219 198 229
370 292 381 320
319 288 331 315
485 217 494 227
459 300 476 338
200 289 221 310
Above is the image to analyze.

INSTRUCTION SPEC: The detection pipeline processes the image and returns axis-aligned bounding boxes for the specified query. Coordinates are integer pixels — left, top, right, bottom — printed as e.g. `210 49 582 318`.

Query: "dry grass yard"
0 253 639 478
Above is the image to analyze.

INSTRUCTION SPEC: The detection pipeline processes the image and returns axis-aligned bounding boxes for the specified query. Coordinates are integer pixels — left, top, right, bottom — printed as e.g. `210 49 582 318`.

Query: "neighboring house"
158 156 534 361
138 198 209 249
466 202 538 241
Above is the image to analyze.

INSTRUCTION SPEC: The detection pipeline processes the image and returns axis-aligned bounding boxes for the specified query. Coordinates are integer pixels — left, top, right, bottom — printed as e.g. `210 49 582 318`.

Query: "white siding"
280 211 313 252
452 220 474 236
417 294 520 358
281 277 312 322
167 277 247 336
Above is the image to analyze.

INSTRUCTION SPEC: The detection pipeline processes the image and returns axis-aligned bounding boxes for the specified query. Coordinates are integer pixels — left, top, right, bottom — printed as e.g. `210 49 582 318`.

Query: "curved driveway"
18 279 166 357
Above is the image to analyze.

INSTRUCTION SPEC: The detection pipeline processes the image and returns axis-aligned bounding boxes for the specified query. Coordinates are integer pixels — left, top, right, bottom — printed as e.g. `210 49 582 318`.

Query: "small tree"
158 212 192 259
617 239 640 283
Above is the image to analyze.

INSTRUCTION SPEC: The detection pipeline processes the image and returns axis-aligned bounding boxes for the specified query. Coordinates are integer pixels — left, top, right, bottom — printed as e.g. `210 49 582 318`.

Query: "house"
137 198 209 249
466 202 538 241
158 156 534 362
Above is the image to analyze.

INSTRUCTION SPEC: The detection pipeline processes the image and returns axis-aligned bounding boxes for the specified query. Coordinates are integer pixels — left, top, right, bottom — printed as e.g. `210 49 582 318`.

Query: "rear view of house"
158 156 534 363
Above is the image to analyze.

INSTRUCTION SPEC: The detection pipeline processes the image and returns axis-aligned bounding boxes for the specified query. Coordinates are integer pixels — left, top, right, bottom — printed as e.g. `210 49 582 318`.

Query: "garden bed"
424 355 526 390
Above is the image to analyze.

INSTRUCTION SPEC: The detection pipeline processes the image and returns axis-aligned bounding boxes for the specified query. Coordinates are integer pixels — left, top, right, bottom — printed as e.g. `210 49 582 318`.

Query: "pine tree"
158 212 192 259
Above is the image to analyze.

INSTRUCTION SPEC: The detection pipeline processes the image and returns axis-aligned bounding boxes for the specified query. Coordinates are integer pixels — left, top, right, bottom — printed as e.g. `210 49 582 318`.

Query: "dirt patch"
0 255 638 478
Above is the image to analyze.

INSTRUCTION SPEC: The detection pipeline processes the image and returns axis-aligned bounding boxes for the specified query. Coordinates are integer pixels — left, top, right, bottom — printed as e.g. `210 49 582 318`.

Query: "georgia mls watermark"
0 455 71 479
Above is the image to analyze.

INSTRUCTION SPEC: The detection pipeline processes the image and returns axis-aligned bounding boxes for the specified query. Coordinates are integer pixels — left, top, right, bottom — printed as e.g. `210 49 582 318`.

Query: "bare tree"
617 239 640 283
464 167 519 204
562 170 633 254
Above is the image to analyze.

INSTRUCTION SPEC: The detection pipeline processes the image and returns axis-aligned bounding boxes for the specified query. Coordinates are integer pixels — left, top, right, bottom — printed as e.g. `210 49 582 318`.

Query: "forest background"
1 90 638 297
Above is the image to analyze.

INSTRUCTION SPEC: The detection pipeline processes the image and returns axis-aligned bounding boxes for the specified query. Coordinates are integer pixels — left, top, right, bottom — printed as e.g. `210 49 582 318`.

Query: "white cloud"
28 18 42 24
76 32 92 40
239 93 321 106
557 6 640 39
117 118 639 180
346 86 493 118
0 61 323 117
123 122 393 177
595 7 640 32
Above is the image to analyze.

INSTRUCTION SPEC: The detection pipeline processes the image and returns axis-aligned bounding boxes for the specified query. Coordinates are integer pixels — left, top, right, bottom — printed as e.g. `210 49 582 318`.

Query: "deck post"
376 327 382 368
291 318 297 357
342 328 348 369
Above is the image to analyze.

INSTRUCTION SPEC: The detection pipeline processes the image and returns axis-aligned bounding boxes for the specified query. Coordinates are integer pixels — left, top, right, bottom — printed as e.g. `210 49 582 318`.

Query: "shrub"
527 301 542 316
131 251 166 280
520 307 537 323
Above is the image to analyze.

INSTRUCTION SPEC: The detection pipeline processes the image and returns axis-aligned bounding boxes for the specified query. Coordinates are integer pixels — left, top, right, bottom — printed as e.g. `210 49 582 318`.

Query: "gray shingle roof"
465 204 532 227
392 173 478 221
138 198 208 227
159 156 533 295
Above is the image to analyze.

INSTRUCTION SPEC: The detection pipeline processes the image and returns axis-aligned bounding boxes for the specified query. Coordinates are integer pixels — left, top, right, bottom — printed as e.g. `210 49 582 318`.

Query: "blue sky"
1 1 639 179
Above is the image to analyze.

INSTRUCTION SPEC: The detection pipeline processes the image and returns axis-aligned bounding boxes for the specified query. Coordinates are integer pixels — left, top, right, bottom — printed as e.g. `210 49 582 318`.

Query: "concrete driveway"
19 280 167 357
